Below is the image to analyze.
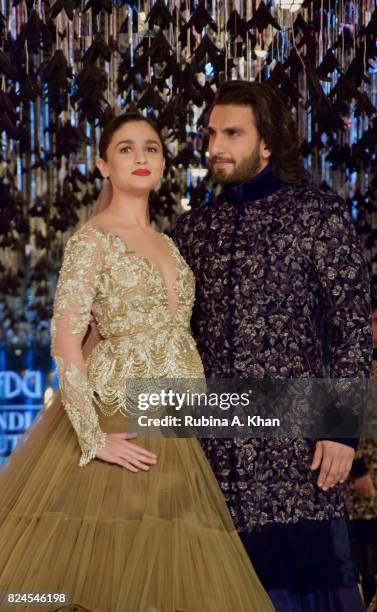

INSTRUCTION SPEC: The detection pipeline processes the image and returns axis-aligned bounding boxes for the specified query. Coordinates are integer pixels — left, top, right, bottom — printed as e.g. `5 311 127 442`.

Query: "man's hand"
310 440 355 490
350 474 376 498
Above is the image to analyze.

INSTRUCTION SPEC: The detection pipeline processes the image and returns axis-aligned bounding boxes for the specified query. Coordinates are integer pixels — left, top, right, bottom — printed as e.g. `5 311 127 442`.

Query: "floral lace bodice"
51 224 203 466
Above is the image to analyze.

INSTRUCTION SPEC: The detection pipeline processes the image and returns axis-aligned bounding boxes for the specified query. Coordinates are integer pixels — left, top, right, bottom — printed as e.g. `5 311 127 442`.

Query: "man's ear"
96 158 109 179
260 140 271 161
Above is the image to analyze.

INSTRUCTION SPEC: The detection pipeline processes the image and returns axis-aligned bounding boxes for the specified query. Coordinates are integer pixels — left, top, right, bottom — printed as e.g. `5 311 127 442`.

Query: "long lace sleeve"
51 226 107 466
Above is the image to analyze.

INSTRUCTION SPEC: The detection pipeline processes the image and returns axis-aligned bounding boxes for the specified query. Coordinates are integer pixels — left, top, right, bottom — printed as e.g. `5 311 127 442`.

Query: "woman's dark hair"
209 80 305 184
99 112 168 161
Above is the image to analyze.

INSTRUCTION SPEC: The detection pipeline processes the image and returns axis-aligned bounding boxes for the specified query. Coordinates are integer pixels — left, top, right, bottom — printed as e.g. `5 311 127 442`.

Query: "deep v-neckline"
88 224 182 321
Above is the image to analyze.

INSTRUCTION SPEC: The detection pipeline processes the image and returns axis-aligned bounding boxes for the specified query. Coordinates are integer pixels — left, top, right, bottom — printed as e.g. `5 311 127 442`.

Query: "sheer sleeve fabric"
51 226 106 466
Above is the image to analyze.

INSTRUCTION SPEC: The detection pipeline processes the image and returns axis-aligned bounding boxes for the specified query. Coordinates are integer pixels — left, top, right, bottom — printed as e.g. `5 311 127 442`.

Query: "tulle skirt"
0 394 274 612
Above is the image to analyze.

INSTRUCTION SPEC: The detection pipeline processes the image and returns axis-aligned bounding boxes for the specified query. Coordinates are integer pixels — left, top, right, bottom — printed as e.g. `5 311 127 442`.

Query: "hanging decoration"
0 0 376 355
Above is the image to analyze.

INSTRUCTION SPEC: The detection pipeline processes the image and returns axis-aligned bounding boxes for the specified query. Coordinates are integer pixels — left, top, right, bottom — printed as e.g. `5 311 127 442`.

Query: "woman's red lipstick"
132 169 151 176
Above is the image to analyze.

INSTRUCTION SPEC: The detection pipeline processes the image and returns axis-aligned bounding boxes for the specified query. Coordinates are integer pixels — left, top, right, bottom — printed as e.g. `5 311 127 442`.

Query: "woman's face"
97 121 165 194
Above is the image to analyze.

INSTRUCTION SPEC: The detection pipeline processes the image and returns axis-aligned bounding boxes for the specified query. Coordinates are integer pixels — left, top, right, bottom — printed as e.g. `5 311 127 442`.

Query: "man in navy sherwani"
173 80 371 611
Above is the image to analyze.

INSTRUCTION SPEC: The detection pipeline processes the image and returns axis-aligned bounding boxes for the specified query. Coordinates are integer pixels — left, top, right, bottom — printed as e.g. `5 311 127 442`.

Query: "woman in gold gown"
0 113 274 612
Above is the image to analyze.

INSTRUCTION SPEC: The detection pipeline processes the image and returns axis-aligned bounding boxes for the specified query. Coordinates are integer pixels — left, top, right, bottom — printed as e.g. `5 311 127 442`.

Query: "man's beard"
211 147 263 185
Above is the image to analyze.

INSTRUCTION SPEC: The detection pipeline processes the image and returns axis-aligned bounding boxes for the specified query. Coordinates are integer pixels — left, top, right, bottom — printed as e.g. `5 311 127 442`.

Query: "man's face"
207 104 271 184
372 308 377 347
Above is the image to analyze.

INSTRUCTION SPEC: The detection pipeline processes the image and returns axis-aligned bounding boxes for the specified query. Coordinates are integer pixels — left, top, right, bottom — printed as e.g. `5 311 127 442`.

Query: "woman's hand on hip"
96 432 157 472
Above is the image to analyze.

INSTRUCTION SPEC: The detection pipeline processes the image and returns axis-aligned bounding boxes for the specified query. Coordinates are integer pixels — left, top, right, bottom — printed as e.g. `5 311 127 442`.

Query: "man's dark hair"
99 112 168 161
209 80 305 184
371 298 377 313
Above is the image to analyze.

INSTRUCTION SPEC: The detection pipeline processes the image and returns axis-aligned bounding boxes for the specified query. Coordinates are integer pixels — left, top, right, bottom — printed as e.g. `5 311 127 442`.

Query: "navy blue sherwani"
173 164 371 611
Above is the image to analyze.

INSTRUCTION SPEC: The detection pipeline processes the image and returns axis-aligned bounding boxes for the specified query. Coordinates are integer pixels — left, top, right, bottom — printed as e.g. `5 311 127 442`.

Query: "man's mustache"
210 157 235 164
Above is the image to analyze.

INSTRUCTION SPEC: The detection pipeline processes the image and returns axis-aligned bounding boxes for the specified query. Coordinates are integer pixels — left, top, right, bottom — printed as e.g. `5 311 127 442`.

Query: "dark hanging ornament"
41 19 57 52
227 10 248 42
0 272 20 295
179 27 197 53
173 145 200 167
293 15 318 63
15 214 30 236
119 16 129 33
118 68 146 96
359 122 377 155
268 62 301 107
185 1 218 34
18 10 46 53
354 92 377 118
30 149 50 171
99 105 115 127
0 49 20 81
210 51 228 80
161 55 181 82
33 230 52 250
19 73 42 103
146 0 173 31
345 52 371 87
331 25 354 52
29 198 50 218
316 50 343 81
150 76 167 94
198 81 215 105
0 180 20 238
40 49 72 114
0 90 18 123
82 35 113 64
0 12 6 44
228 35 245 59
158 95 187 134
137 31 172 64
186 182 208 212
71 63 108 123
325 144 352 169
193 34 221 64
83 0 113 17
330 56 370 103
299 139 314 158
330 77 363 103
30 256 56 283
361 37 377 64
247 2 281 34
305 66 345 135
301 0 337 9
138 85 165 112
360 8 377 37
283 48 305 81
50 187 80 231
0 111 19 139
55 122 84 158
12 0 35 8
50 0 76 21
18 125 32 154
305 64 329 102
34 228 51 249
176 65 204 107
331 96 351 118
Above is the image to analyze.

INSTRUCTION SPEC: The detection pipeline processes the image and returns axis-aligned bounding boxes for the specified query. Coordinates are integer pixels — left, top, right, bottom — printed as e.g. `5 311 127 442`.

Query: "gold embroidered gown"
0 225 273 612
